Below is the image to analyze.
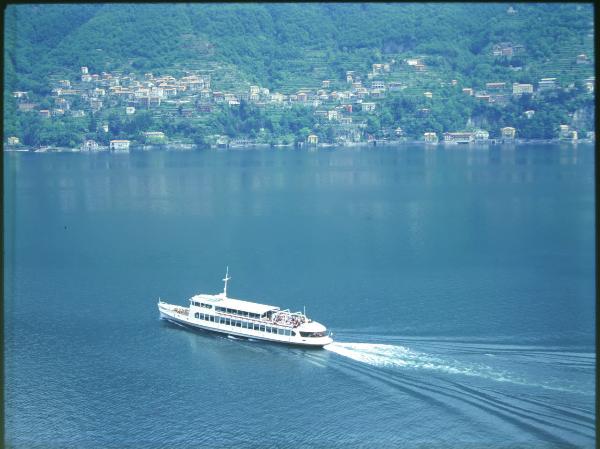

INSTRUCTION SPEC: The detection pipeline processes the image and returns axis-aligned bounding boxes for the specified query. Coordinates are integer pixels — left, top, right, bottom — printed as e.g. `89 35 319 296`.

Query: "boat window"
253 323 259 330
236 321 242 327
210 316 215 322
194 312 199 318
225 318 231 326
205 315 209 321
199 313 204 320
291 331 296 336
259 325 265 332
300 331 326 338
285 329 291 336
226 308 232 314
243 321 249 329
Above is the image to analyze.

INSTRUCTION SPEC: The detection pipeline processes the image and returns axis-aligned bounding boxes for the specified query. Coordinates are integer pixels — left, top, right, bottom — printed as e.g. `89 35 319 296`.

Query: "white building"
538 78 557 91
500 127 516 139
126 106 136 115
109 140 130 151
82 139 99 151
423 132 438 143
512 83 533 95
361 102 376 113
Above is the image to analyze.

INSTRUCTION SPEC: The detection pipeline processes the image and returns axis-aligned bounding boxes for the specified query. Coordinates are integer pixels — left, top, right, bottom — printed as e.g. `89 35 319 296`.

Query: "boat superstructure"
157 268 333 347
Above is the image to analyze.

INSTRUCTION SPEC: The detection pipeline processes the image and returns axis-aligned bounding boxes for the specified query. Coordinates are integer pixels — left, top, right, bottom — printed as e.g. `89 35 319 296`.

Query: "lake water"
4 144 595 448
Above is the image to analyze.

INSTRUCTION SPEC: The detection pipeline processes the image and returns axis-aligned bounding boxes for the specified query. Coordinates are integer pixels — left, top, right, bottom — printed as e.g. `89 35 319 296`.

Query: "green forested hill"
5 3 594 93
3 3 595 146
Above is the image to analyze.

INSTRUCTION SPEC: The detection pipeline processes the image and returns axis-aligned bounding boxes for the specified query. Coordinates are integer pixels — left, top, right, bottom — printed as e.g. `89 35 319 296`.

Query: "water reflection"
6 144 593 217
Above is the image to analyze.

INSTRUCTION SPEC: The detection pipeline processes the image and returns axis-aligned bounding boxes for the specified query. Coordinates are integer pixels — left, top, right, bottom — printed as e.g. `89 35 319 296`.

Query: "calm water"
4 144 595 448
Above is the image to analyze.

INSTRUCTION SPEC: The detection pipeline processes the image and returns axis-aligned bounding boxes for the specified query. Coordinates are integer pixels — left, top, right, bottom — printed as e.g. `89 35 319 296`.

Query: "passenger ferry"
158 268 333 347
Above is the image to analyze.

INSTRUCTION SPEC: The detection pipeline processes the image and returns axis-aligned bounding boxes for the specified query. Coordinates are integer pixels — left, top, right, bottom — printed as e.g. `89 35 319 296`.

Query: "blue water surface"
4 144 595 448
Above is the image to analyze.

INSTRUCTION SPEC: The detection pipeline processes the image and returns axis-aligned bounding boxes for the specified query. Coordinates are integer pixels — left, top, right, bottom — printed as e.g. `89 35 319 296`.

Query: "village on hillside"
6 37 596 151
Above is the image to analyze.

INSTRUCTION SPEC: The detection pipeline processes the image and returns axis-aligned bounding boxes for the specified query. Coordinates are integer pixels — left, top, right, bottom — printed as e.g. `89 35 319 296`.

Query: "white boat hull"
158 302 332 347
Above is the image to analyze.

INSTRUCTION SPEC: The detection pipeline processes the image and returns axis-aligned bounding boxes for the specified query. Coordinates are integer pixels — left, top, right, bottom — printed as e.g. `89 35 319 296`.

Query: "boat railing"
214 311 304 328
174 307 189 316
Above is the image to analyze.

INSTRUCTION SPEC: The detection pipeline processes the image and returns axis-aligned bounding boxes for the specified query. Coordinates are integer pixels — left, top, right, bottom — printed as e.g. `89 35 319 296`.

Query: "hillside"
3 3 595 146
5 4 594 91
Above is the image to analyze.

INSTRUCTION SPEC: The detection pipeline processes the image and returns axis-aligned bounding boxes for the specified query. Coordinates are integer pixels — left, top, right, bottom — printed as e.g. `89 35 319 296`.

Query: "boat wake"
324 342 591 393
318 340 595 447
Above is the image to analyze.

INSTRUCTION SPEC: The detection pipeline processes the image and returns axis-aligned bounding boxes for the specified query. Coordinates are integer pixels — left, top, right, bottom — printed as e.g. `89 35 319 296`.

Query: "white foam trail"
324 342 586 393
325 342 474 375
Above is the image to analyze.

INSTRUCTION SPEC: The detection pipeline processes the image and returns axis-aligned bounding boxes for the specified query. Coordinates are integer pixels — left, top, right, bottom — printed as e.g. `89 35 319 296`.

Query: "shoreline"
3 138 592 153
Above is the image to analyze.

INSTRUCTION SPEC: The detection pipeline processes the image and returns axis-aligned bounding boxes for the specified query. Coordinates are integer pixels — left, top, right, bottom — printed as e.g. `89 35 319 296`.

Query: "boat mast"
222 266 231 297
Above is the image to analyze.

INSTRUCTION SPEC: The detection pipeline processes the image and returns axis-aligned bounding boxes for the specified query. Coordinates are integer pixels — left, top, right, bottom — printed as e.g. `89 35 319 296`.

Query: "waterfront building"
81 66 88 74
423 132 438 143
443 132 474 144
559 124 570 139
8 136 20 145
524 110 535 119
424 91 433 99
501 127 516 139
109 140 130 151
474 129 490 141
307 134 319 145
126 106 135 115
82 140 99 151
462 88 473 96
